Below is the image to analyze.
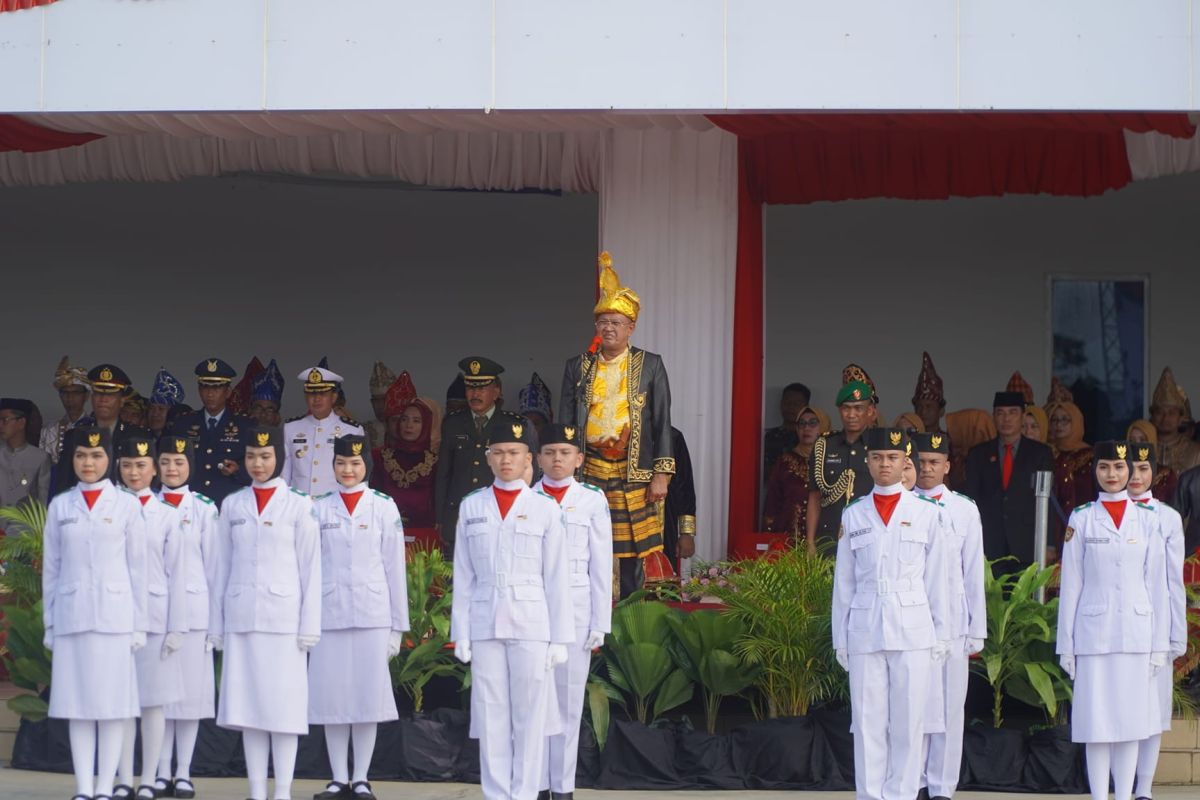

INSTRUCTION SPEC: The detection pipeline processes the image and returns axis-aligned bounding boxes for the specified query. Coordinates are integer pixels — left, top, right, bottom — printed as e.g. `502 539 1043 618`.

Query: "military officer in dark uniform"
434 356 534 556
65 364 140 488
806 370 878 552
167 358 252 507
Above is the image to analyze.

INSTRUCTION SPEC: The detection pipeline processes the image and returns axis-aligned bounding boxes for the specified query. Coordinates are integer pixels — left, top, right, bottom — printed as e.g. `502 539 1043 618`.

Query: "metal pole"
1033 470 1054 603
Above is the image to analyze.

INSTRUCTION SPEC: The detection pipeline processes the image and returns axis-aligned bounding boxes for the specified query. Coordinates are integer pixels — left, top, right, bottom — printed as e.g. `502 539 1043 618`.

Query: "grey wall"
764 171 1200 430
1 176 598 424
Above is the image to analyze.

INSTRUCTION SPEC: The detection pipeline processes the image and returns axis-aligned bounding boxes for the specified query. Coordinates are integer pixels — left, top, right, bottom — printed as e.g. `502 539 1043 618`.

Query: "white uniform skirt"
49 632 140 720
307 628 399 725
134 633 186 708
164 631 215 720
1154 656 1173 732
217 632 309 734
1071 653 1160 743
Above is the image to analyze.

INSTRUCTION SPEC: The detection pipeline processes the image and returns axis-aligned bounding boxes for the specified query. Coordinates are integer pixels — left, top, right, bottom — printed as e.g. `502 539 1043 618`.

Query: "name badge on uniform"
263 521 273 527
320 523 340 530
848 528 871 539
516 514 528 520
466 517 486 525
103 518 112 524
900 521 911 527
292 438 306 444
61 517 78 525
358 523 369 529
1084 536 1109 544
230 519 247 527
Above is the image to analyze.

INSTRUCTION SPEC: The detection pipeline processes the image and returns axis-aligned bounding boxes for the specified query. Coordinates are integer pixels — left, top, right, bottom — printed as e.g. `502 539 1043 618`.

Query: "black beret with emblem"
334 434 369 459
863 427 910 453
157 433 195 462
458 356 504 388
74 425 113 452
88 363 132 394
1131 441 1156 468
487 418 538 450
911 431 951 456
1093 440 1133 463
246 425 282 449
116 432 157 460
993 391 1026 409
194 357 237 386
539 423 582 450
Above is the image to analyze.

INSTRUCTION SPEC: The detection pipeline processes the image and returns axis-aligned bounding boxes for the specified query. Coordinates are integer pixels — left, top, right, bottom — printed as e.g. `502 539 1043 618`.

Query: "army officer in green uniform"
805 375 878 552
434 356 537 557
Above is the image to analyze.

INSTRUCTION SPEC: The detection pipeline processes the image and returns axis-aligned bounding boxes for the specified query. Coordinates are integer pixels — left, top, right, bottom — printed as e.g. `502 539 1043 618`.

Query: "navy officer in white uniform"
911 432 986 800
532 423 612 800
832 427 951 800
283 365 365 497
451 420 573 800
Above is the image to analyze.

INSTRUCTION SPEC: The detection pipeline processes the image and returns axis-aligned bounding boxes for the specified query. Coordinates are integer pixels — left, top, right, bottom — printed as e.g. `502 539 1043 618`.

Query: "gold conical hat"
1151 366 1190 418
592 252 641 322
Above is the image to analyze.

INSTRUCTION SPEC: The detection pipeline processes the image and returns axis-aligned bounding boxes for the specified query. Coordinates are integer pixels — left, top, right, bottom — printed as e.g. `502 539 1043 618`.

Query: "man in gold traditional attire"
559 252 675 598
1149 367 1200 475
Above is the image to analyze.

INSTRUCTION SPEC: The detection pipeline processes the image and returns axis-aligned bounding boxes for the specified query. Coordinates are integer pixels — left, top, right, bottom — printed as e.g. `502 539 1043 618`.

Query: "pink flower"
708 567 719 577
699 577 710 586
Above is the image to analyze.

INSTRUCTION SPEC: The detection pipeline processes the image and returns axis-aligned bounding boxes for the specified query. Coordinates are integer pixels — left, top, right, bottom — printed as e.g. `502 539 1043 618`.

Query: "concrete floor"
0 769 1197 800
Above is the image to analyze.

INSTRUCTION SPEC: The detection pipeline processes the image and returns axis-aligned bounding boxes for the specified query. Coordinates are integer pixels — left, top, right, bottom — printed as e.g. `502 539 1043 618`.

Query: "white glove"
388 630 405 658
583 630 606 651
1150 651 1166 674
43 628 53 651
454 640 472 664
297 634 320 652
546 644 569 671
931 641 950 662
162 632 183 657
1169 642 1187 660
131 631 147 652
965 637 985 655
835 649 849 671
1060 654 1076 680
205 634 223 652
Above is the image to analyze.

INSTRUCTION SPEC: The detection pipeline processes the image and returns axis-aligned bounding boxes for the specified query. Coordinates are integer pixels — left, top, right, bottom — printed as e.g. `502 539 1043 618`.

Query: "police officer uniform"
533 424 613 800
435 357 531 554
154 435 219 799
809 379 875 546
282 366 365 498
451 421 573 800
309 435 409 800
1128 444 1188 800
70 364 140 489
1057 442 1169 800
911 433 987 800
832 428 951 800
167 359 253 506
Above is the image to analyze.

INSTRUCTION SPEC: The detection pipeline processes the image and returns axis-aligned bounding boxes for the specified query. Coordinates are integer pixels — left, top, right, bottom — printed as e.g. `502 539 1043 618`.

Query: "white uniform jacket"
832 489 951 655
156 487 219 632
451 484 573 645
140 492 189 635
533 478 613 634
42 481 149 636
210 477 321 639
1139 497 1189 653
281 414 366 497
1056 498 1169 657
915 487 987 642
312 486 410 632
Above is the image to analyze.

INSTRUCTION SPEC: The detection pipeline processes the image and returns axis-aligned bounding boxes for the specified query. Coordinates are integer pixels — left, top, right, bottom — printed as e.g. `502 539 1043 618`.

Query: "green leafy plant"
1 602 50 721
0 498 48 606
389 545 464 712
666 610 758 733
703 547 845 717
971 560 1072 728
601 595 693 724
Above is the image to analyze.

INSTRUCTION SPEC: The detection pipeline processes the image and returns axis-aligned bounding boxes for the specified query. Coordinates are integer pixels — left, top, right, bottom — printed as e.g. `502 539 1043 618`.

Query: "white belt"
859 578 918 595
477 573 544 589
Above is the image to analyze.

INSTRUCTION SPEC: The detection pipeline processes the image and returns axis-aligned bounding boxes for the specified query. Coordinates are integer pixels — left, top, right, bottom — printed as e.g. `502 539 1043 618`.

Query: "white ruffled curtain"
600 127 739 563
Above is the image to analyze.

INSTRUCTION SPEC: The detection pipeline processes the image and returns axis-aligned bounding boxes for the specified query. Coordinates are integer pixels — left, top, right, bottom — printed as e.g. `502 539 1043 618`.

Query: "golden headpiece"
1150 366 1191 420
592 252 641 323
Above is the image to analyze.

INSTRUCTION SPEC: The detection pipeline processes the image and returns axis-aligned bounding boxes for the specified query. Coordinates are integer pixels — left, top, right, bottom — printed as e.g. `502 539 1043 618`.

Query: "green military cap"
459 356 504 388
836 380 874 407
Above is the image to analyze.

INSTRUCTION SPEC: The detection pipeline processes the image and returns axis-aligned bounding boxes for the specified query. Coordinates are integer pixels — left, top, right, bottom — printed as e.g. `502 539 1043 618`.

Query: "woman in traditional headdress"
1047 391 1096 523
1023 405 1049 443
944 409 997 490
762 406 830 543
369 372 441 528
1126 420 1179 503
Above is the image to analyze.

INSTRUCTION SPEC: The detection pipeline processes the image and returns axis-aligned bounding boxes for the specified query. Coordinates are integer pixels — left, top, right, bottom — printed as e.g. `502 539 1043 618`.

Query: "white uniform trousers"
922 649 969 797
472 639 550 800
543 625 588 793
850 649 931 800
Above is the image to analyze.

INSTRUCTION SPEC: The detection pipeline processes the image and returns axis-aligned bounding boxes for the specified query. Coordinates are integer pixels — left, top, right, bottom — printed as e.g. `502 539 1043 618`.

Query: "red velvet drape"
0 0 59 12
712 111 1196 556
0 115 101 153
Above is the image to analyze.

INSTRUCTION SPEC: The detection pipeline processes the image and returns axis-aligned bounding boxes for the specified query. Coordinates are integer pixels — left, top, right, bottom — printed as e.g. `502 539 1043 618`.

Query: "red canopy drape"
711 111 1196 555
0 0 59 11
0 115 101 153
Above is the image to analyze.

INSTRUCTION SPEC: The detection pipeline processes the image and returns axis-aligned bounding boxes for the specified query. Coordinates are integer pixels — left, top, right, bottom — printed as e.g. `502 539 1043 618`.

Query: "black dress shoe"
135 785 157 800
537 792 551 800
551 793 574 800
154 778 175 798
931 796 952 800
70 795 92 800
171 780 194 800
313 783 351 800
915 789 930 800
350 782 376 800
112 786 134 800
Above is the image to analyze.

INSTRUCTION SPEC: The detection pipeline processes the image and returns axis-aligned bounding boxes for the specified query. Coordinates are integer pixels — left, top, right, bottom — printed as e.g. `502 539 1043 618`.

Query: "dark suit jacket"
964 436 1056 567
1171 464 1200 554
168 409 253 506
662 427 696 565
434 406 536 545
558 347 674 480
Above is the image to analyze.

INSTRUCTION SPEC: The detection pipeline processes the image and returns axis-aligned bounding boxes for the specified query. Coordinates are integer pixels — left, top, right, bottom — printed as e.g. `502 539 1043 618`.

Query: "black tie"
474 415 487 434
208 417 217 432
